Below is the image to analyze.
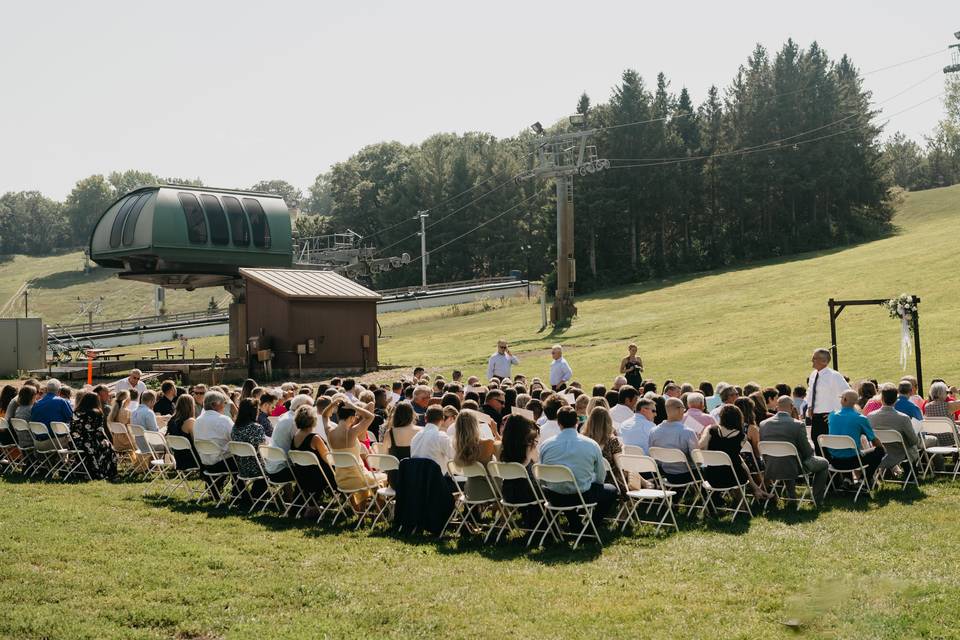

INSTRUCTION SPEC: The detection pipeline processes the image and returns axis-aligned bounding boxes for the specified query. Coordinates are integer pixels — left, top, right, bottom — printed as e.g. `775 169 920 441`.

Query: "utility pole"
23 288 28 318
417 211 429 289
944 29 960 74
516 115 609 324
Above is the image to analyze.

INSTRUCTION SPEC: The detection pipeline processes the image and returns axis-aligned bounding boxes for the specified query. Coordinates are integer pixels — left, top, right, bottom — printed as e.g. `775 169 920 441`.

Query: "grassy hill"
138 184 960 387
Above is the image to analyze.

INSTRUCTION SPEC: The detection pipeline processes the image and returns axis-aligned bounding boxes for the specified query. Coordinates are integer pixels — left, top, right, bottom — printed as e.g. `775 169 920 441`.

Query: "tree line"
2 39 957 295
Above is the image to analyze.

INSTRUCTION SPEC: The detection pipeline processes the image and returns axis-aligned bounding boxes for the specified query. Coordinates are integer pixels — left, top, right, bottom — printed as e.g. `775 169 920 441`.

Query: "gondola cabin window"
121 192 151 246
242 198 271 249
222 196 250 246
178 193 209 244
200 194 230 246
109 195 139 248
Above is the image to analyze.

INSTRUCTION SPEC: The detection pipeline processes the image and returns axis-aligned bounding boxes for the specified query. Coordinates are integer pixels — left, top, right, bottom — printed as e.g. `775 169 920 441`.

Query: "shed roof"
239 268 381 301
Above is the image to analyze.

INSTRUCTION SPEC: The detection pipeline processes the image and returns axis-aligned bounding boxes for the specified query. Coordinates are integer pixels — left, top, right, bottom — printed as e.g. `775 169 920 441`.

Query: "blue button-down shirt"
648 420 699 475
894 396 923 421
538 428 605 494
549 357 573 387
130 405 159 432
30 393 73 435
486 352 519 379
619 413 656 453
827 407 876 458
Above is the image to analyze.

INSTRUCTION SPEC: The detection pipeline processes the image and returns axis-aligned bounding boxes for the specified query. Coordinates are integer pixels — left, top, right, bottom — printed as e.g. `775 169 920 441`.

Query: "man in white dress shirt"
806 347 850 455
116 369 147 396
609 385 639 426
193 390 235 466
549 344 573 391
411 406 454 473
538 395 563 443
486 340 519 380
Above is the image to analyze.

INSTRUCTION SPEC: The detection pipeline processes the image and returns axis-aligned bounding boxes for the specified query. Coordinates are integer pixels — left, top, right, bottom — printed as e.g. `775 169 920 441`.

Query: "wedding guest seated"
70 391 117 480
266 394 318 482
32 379 74 437
582 406 623 490
130 390 159 432
6 384 36 424
382 402 420 462
610 385 638 426
194 391 235 468
411 406 453 475
538 406 617 525
894 380 923 420
166 394 199 470
619 398 657 453
154 381 177 416
290 404 335 500
648 398 699 483
760 396 828 498
326 396 384 504
827 390 885 481
257 391 278 437
683 392 716 435
498 414 541 526
869 383 921 470
539 396 563 442
699 405 771 498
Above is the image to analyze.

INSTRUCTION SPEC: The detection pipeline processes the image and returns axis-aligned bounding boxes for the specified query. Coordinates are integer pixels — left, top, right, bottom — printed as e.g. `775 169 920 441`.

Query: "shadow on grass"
30 266 117 289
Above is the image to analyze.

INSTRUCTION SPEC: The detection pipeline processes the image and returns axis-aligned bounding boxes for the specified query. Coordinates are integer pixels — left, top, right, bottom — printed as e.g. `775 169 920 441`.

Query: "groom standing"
806 348 850 456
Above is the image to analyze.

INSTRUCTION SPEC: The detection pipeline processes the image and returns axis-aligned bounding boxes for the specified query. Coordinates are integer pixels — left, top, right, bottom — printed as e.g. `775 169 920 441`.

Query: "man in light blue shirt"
486 340 519 380
549 344 573 390
827 390 884 481
893 380 923 421
538 406 617 525
619 398 657 453
130 390 159 432
648 398 700 483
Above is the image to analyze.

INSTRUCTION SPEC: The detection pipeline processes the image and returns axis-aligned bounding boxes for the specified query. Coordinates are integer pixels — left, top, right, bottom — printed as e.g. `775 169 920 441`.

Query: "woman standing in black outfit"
619 343 644 390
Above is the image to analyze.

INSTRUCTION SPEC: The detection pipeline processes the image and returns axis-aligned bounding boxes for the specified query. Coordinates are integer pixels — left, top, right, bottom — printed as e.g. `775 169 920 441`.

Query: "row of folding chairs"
0 417 94 481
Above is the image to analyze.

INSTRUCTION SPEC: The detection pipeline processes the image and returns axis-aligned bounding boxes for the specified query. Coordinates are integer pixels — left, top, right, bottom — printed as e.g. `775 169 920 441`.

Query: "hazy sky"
1 1 955 199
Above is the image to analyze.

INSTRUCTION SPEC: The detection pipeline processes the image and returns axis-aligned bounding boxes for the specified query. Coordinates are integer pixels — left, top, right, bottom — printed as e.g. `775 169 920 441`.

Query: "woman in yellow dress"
324 395 384 503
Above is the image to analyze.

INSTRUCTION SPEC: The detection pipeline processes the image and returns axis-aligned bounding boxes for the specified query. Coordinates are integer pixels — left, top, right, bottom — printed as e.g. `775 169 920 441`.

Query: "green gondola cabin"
89 185 292 289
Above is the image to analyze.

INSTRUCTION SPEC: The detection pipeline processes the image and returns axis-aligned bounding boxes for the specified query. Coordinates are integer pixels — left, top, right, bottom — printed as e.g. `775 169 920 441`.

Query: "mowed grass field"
136 183 959 388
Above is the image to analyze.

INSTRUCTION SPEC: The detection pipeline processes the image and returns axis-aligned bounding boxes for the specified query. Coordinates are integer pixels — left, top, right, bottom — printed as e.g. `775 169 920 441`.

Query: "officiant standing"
806 348 849 455
619 343 644 389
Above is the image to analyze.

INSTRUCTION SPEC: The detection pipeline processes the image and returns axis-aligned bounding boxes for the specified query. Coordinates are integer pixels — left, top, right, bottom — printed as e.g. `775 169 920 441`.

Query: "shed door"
0 320 17 375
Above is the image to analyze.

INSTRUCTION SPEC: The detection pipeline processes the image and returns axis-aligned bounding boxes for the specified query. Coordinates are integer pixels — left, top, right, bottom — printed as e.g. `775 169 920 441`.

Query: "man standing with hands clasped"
806 348 850 456
486 340 519 380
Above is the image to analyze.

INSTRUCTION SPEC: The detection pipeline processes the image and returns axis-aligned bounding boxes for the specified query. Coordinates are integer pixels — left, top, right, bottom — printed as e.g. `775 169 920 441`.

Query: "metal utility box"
0 318 46 376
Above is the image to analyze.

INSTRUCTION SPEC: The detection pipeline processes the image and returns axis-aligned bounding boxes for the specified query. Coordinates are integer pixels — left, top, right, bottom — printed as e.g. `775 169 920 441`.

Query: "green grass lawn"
135 183 960 388
1 474 957 639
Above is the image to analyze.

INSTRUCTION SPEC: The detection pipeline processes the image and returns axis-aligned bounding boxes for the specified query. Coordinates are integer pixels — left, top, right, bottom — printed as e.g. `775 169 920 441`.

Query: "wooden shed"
239 268 380 373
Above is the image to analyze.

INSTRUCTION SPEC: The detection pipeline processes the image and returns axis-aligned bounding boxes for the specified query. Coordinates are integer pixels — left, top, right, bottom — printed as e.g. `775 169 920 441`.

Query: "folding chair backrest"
165 435 193 452
288 449 321 469
874 429 906 448
28 421 49 439
0 417 9 442
108 422 134 451
488 461 529 481
616 453 658 476
50 421 72 448
758 440 800 459
648 446 687 465
194 438 224 463
330 450 363 473
622 444 645 456
920 417 957 443
818 434 858 455
143 431 168 456
693 449 735 468
130 424 150 455
533 463 576 485
228 440 259 460
459 461 489 479
10 418 33 448
366 453 399 473
258 444 289 468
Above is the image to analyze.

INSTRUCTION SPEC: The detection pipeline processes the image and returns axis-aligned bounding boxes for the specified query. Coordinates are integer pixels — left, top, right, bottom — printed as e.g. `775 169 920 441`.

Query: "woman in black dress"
291 405 336 502
619 343 644 390
698 405 770 499
70 391 117 480
166 394 198 471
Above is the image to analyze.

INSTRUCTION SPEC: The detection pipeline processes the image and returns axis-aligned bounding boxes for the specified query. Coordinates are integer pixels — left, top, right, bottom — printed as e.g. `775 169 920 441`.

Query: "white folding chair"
615 454 678 534
918 418 960 479
193 439 235 507
129 425 154 480
227 441 277 513
817 434 876 502
287 449 345 523
439 461 500 541
647 446 704 513
163 435 204 499
0 418 19 476
107 421 137 472
758 440 818 510
692 449 753 520
258 444 300 516
327 451 384 530
873 429 920 490
142 431 174 494
532 463 603 550
487 461 553 546
49 421 93 481
622 444 646 457
9 418 39 476
29 421 64 479
366 453 399 528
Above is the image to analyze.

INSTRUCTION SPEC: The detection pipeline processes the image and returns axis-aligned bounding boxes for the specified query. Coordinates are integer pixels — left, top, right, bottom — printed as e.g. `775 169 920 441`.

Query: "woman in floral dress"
71 391 117 480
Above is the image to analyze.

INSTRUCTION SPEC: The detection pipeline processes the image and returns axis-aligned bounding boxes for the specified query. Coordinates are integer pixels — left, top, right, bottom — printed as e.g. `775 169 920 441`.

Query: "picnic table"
147 346 175 360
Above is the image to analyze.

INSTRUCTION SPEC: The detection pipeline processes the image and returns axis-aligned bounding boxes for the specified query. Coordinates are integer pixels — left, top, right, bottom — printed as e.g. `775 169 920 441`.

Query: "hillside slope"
376 184 960 386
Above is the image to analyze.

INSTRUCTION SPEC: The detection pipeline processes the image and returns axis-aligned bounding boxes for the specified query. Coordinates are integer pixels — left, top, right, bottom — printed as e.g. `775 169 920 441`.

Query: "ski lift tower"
946 30 960 74
516 115 609 324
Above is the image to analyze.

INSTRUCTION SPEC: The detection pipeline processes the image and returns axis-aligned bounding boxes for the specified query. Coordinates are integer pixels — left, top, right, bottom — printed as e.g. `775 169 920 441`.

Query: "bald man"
826 389 884 483
760 396 828 499
647 397 700 484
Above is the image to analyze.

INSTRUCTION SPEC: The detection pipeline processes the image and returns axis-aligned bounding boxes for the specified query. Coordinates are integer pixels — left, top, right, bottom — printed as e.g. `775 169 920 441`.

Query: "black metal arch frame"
827 296 923 391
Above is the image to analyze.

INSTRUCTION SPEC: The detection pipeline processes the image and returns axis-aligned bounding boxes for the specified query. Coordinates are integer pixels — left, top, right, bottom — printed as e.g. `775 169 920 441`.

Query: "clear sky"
0 0 955 200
